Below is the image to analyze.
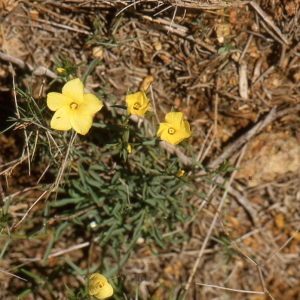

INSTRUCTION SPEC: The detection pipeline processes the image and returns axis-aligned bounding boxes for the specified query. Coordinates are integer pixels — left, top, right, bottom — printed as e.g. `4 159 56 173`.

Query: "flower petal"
89 273 106 282
47 92 72 111
157 122 169 138
165 112 184 130
159 128 176 145
70 112 93 135
81 94 103 115
182 120 191 136
50 107 72 131
170 129 190 145
125 92 139 107
140 90 148 106
94 282 113 299
133 105 149 118
62 78 84 105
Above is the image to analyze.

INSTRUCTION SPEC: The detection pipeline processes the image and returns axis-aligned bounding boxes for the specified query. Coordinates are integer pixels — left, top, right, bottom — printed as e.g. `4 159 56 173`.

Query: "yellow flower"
47 78 103 135
125 90 149 118
176 169 185 177
88 273 113 299
157 112 191 145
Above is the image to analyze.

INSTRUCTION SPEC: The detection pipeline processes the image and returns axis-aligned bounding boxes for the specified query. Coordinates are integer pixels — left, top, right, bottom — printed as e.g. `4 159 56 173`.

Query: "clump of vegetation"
1 54 228 299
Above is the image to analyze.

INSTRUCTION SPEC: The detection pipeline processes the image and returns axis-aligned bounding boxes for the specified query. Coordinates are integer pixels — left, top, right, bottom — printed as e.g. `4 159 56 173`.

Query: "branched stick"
0 51 57 78
207 106 278 169
208 103 300 169
250 1 289 45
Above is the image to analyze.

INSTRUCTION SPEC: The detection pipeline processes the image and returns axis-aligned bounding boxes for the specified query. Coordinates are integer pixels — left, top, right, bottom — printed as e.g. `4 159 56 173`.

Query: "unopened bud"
56 67 67 76
126 144 132 154
176 169 185 177
140 75 154 92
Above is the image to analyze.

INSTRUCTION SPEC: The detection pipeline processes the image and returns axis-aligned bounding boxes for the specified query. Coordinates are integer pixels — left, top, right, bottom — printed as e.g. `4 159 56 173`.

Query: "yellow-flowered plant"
157 111 191 146
47 78 103 135
88 273 113 299
125 90 149 118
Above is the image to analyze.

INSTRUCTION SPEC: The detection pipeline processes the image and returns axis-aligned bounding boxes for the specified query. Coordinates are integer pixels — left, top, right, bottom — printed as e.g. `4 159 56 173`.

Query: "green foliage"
66 284 87 300
0 198 12 232
192 18 209 37
218 39 235 53
43 117 197 278
86 13 138 59
51 54 86 83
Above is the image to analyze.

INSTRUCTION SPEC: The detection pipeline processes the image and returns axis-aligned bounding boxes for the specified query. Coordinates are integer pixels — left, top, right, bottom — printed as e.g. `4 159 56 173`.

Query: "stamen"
70 102 78 109
133 103 141 110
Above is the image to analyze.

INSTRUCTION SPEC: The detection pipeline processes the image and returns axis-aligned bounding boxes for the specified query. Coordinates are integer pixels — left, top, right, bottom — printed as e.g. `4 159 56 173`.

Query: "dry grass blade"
20 242 91 261
0 268 27 282
263 224 300 266
185 163 237 292
195 283 265 294
11 68 31 176
13 188 51 228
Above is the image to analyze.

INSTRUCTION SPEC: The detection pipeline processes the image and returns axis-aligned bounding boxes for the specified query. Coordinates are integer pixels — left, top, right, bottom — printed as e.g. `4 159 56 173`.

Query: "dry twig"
250 1 289 45
0 51 57 78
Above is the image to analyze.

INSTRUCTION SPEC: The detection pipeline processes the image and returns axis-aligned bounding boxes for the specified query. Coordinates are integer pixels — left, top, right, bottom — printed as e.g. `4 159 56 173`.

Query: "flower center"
168 128 176 135
98 280 105 288
133 102 141 110
70 102 78 110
